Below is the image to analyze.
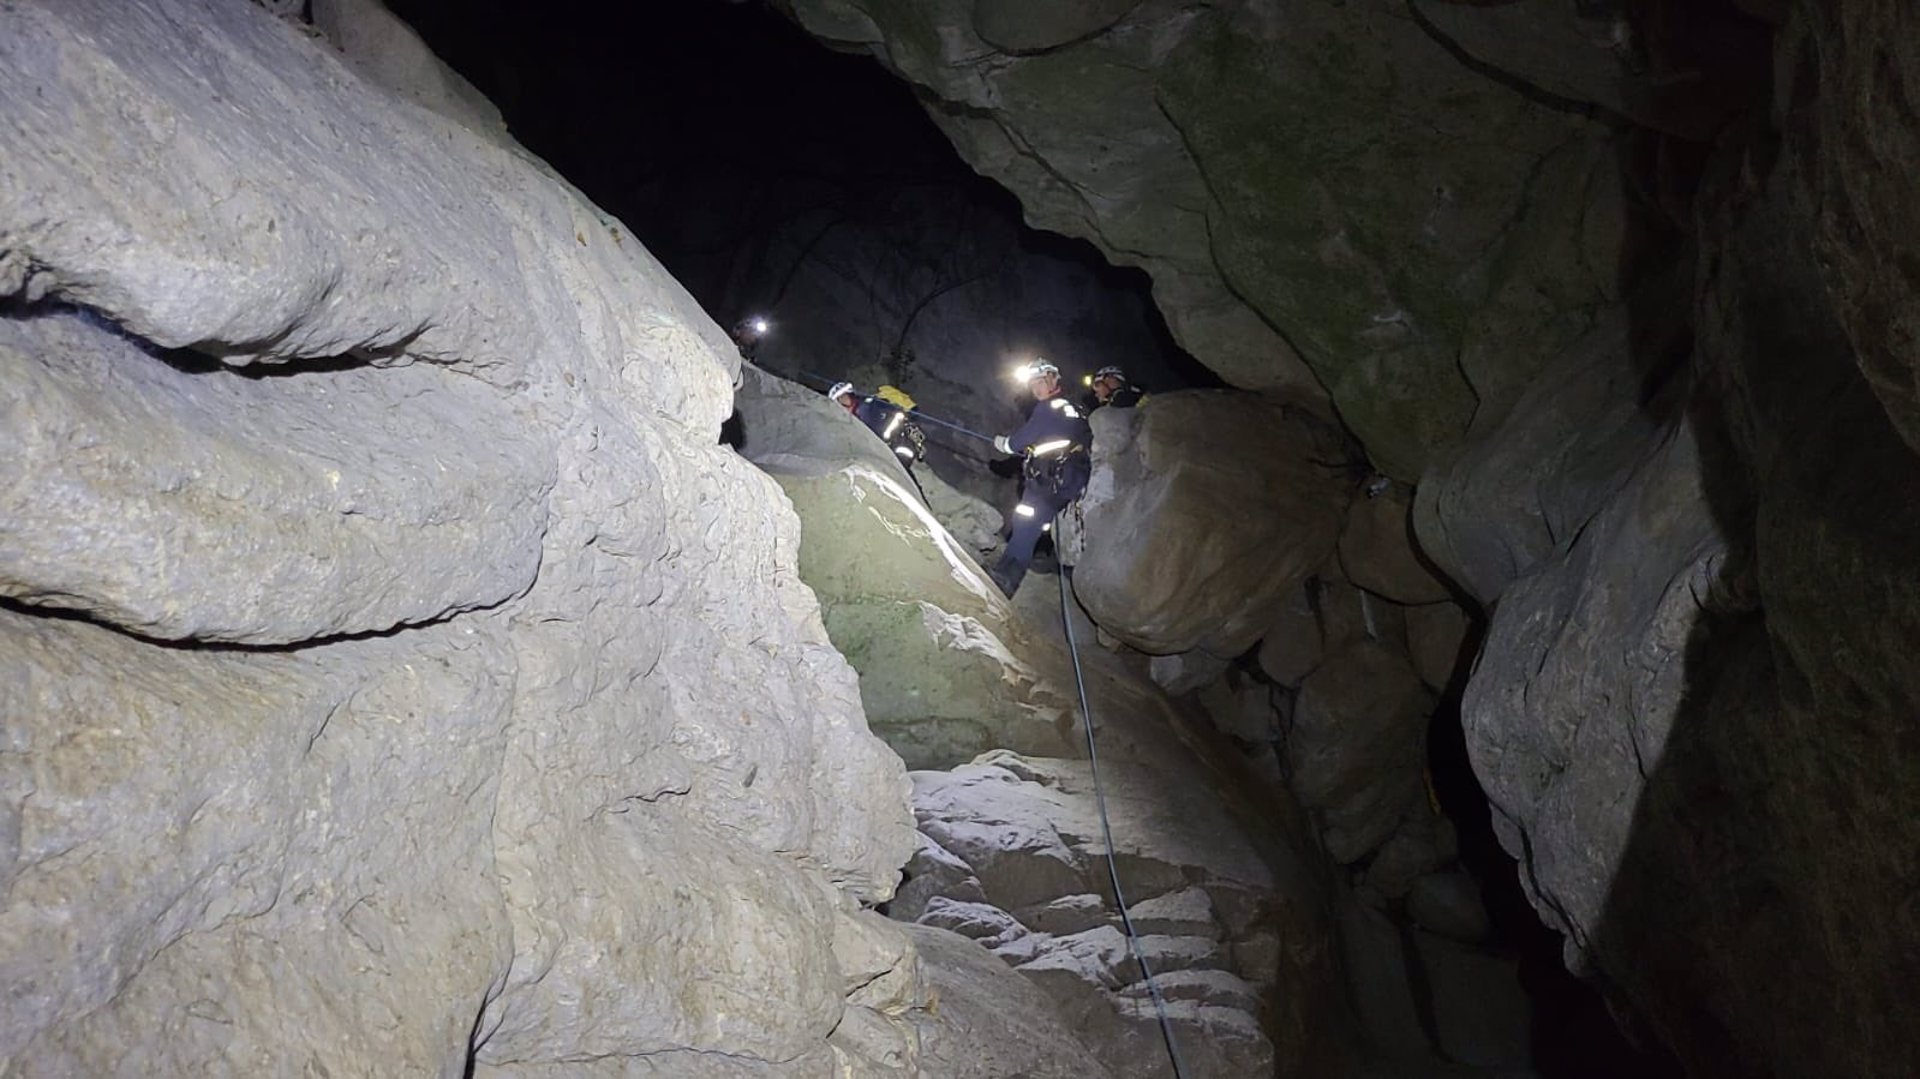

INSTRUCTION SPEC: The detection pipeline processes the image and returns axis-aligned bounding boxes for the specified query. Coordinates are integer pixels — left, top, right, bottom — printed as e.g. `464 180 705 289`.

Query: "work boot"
988 558 1026 599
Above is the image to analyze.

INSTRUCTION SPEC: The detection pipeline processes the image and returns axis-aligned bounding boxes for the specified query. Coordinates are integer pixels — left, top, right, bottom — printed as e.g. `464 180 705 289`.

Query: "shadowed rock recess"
4 0 1917 1078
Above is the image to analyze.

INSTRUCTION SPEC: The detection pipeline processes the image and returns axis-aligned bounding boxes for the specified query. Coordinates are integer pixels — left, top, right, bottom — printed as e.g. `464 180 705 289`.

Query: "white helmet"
1011 359 1059 383
826 381 856 401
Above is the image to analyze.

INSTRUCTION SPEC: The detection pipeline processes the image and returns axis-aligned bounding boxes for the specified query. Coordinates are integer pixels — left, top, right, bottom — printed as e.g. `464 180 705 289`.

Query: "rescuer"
1083 365 1145 412
989 359 1092 598
731 315 770 360
827 381 925 466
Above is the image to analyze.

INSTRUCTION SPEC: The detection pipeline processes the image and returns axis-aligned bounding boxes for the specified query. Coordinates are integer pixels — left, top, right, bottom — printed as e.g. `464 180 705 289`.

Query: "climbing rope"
796 369 998 443
1055 553 1191 1079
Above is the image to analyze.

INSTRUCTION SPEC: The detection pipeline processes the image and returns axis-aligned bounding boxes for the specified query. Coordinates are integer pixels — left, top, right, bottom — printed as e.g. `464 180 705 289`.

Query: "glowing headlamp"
1009 357 1055 384
749 317 770 335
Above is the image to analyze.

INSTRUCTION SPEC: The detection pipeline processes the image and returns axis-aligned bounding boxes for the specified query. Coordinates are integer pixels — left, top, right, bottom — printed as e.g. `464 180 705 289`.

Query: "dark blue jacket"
1008 396 1092 456
853 396 907 441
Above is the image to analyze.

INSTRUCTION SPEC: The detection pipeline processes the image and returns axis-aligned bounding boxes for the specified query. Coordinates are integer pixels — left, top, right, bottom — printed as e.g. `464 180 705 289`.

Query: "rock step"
1116 968 1262 1014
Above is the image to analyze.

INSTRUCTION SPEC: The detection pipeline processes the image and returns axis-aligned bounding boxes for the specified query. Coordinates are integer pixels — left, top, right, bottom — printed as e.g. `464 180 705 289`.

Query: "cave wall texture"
782 0 1920 1075
0 1 928 1073
5 0 1919 1075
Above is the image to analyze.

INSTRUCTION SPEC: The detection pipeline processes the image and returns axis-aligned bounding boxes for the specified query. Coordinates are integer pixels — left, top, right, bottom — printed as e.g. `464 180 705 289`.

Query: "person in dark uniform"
989 360 1093 598
732 316 770 360
828 381 923 467
1086 365 1145 411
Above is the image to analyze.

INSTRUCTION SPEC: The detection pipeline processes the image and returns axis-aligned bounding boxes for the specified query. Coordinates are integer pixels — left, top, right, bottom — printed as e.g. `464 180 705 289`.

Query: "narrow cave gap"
385 0 1221 438
3 295 377 380
382 0 1709 1074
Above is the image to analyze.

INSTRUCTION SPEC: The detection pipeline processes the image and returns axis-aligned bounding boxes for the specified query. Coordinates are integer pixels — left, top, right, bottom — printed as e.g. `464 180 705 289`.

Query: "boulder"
1073 391 1349 656
1459 417 1724 964
901 751 1341 1076
1255 584 1325 686
1117 968 1260 1013
1411 932 1533 1070
1013 894 1115 937
1335 893 1529 1073
309 0 507 136
1415 304 1680 605
1463 148 1920 1077
916 897 1028 946
1289 643 1436 863
1361 812 1458 902
0 2 916 1072
1148 649 1231 696
1127 888 1222 941
1196 677 1282 746
1406 872 1491 945
1336 485 1453 604
887 832 988 924
735 365 1210 771
1334 897 1436 1064
786 0 1617 478
902 924 1114 1078
1407 0 1771 140
1321 577 1409 654
1404 600 1474 691
1781 2 1920 458
918 465 1005 558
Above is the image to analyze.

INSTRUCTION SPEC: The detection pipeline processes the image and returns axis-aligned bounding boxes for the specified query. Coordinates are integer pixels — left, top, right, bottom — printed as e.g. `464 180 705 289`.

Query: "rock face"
0 2 923 1072
784 2 1920 1075
900 923 1113 1078
897 756 1313 1079
735 365 1081 768
1073 391 1352 656
1290 642 1437 864
1783 2 1920 457
1416 17 1920 1075
784 0 1626 479
733 367 1409 1075
735 363 1235 777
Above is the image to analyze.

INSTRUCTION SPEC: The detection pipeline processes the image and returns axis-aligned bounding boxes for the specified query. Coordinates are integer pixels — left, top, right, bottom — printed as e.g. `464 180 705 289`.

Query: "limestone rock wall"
781 0 1627 479
1 1 921 1073
781 0 1920 1074
1072 391 1353 657
1415 9 1920 1074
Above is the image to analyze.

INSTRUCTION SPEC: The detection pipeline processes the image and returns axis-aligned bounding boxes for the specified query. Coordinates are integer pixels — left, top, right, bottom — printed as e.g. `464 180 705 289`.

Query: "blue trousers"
993 455 1088 595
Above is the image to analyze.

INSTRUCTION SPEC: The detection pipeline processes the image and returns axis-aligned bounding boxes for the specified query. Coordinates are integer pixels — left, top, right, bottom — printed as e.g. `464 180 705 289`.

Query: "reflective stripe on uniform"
882 412 904 439
1047 399 1082 418
1014 504 1037 518
894 446 915 459
1029 438 1074 457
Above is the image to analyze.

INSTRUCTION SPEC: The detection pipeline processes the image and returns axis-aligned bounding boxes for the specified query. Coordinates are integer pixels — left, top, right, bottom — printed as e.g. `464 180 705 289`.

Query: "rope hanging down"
1055 552 1191 1079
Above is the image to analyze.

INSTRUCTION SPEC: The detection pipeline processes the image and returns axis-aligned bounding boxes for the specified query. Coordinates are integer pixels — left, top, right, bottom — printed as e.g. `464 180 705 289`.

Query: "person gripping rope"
828 381 924 466
989 360 1093 598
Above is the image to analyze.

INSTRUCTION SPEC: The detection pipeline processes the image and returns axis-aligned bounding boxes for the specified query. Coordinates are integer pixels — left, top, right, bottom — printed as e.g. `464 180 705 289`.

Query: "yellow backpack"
875 384 917 411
